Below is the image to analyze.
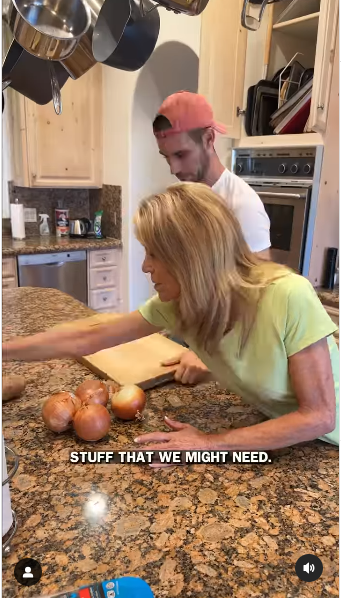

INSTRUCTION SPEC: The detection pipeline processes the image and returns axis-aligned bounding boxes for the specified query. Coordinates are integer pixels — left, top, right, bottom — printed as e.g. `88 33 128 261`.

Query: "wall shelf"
273 12 320 41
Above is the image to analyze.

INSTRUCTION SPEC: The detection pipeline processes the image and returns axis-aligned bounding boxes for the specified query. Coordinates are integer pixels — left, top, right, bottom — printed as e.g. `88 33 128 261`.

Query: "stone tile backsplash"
4 183 122 239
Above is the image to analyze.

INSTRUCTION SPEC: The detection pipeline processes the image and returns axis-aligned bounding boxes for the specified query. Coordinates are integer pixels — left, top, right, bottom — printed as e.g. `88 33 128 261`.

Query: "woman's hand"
134 416 217 467
161 351 211 385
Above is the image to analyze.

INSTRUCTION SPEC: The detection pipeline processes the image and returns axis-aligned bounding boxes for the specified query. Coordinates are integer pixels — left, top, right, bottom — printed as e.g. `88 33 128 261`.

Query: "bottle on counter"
55 208 69 237
39 214 50 236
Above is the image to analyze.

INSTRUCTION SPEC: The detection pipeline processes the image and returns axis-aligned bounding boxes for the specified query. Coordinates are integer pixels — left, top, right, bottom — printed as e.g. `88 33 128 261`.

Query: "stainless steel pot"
62 0 132 80
92 0 132 65
61 0 104 80
3 39 69 106
140 0 209 16
8 0 91 61
95 0 160 72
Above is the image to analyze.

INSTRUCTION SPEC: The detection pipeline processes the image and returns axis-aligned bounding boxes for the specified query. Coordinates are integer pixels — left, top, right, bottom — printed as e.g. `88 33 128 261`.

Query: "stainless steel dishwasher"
17 251 87 304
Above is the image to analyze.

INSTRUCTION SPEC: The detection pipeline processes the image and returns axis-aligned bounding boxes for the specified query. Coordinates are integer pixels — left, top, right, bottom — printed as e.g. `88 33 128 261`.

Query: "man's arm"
3 311 161 362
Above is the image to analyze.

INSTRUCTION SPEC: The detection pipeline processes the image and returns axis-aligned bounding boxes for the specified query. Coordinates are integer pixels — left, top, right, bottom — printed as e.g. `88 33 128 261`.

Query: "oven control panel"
233 148 317 180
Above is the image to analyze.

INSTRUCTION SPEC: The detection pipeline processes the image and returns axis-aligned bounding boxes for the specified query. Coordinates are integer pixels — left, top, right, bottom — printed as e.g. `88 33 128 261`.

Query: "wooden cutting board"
79 334 187 390
62 312 187 390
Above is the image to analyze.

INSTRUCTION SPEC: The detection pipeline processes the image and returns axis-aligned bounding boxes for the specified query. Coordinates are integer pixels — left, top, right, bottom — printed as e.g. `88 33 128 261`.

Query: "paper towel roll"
10 200 25 240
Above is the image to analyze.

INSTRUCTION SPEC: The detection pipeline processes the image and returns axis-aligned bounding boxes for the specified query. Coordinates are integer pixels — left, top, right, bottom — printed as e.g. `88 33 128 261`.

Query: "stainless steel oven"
232 146 323 275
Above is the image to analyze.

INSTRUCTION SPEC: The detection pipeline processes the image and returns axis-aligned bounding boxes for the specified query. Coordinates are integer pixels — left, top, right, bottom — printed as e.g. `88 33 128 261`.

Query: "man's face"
157 131 211 183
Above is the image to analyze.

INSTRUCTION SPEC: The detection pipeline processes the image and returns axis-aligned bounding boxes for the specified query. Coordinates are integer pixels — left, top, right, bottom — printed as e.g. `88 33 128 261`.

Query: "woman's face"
142 251 180 302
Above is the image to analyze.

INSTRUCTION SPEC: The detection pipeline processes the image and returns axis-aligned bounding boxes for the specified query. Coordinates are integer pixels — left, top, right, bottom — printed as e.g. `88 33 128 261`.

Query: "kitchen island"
2 288 338 598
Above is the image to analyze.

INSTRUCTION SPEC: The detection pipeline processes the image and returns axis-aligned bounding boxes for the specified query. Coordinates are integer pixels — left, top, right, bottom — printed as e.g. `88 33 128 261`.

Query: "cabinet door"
24 65 103 187
198 0 247 139
309 0 339 133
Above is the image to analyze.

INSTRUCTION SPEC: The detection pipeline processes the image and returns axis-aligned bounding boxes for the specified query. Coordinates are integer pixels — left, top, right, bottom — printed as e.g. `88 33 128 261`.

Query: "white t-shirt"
212 169 271 253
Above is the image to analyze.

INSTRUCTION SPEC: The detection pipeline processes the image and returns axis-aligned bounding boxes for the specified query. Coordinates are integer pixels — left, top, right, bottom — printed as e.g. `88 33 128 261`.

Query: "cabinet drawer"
89 288 118 310
2 277 17 289
89 266 118 290
89 249 118 269
2 257 17 279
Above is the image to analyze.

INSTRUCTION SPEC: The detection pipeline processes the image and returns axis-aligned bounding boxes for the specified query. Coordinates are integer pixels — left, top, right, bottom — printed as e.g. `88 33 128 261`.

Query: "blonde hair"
134 182 289 354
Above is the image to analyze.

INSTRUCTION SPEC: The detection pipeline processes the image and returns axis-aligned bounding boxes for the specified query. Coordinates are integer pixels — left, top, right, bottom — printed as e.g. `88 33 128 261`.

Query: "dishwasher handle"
44 262 65 267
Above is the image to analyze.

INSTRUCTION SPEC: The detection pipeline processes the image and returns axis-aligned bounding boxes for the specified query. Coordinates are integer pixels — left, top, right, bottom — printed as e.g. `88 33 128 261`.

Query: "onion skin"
73 404 111 441
111 385 146 421
42 392 81 433
75 380 109 407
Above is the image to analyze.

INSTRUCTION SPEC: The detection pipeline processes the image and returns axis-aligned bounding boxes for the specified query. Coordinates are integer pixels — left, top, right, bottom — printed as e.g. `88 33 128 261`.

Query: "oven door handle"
257 191 306 200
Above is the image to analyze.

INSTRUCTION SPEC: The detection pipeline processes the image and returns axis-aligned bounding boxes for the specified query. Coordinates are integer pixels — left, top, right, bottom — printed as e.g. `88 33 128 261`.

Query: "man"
152 91 271 385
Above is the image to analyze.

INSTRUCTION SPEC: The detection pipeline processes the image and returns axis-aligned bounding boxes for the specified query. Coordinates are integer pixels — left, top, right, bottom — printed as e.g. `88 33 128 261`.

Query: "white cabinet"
2 257 18 289
199 0 339 143
87 249 122 313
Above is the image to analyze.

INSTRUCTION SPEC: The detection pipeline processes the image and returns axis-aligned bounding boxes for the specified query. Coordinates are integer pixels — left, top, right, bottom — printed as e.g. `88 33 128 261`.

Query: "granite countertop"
316 287 339 310
2 236 122 256
2 288 338 598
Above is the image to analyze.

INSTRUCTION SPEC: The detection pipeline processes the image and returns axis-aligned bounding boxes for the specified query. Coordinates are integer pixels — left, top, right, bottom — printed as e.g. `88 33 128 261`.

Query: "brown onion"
42 392 81 433
111 385 146 421
73 404 111 441
75 379 109 407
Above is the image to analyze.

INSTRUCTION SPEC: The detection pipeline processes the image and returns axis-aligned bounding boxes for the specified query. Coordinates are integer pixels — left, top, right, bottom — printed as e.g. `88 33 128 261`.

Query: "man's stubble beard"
195 149 210 184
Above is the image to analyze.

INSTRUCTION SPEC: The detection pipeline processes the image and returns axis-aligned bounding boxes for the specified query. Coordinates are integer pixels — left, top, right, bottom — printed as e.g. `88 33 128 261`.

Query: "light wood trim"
199 0 247 139
309 0 339 133
308 28 339 286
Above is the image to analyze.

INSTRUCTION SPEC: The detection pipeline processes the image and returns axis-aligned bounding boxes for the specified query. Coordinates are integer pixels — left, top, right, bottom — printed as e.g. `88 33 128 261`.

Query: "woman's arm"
136 337 337 452
3 311 161 362
214 337 336 449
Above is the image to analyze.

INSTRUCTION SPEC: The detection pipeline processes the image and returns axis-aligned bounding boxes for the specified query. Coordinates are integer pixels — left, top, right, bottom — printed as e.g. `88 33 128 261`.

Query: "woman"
3 183 339 451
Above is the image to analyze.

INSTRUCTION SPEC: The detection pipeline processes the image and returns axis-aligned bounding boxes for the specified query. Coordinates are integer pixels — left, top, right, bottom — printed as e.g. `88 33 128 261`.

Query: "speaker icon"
296 555 323 582
303 562 315 574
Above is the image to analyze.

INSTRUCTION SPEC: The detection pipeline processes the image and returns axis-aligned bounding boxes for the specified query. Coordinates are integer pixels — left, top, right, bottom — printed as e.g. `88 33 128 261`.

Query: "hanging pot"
8 0 91 61
241 0 283 31
94 0 160 72
2 39 69 107
62 0 131 79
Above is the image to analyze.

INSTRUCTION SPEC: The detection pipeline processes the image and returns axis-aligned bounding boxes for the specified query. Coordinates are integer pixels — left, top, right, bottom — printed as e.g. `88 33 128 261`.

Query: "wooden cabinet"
8 65 103 188
2 256 18 289
87 248 122 313
198 0 247 139
199 0 338 143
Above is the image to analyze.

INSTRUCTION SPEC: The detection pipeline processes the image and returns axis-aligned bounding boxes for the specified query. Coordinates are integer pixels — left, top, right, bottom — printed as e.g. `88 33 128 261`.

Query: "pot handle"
139 0 159 16
49 62 62 115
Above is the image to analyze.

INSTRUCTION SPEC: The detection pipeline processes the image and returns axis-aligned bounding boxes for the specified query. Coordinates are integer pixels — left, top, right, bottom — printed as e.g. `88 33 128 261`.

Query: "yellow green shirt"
139 273 339 445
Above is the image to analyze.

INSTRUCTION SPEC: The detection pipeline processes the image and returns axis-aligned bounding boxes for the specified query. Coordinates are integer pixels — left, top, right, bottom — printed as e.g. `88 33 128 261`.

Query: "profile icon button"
14 558 42 586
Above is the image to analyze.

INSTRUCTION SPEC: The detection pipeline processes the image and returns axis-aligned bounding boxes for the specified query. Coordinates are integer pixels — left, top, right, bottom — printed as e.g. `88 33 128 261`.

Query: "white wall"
102 10 201 312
